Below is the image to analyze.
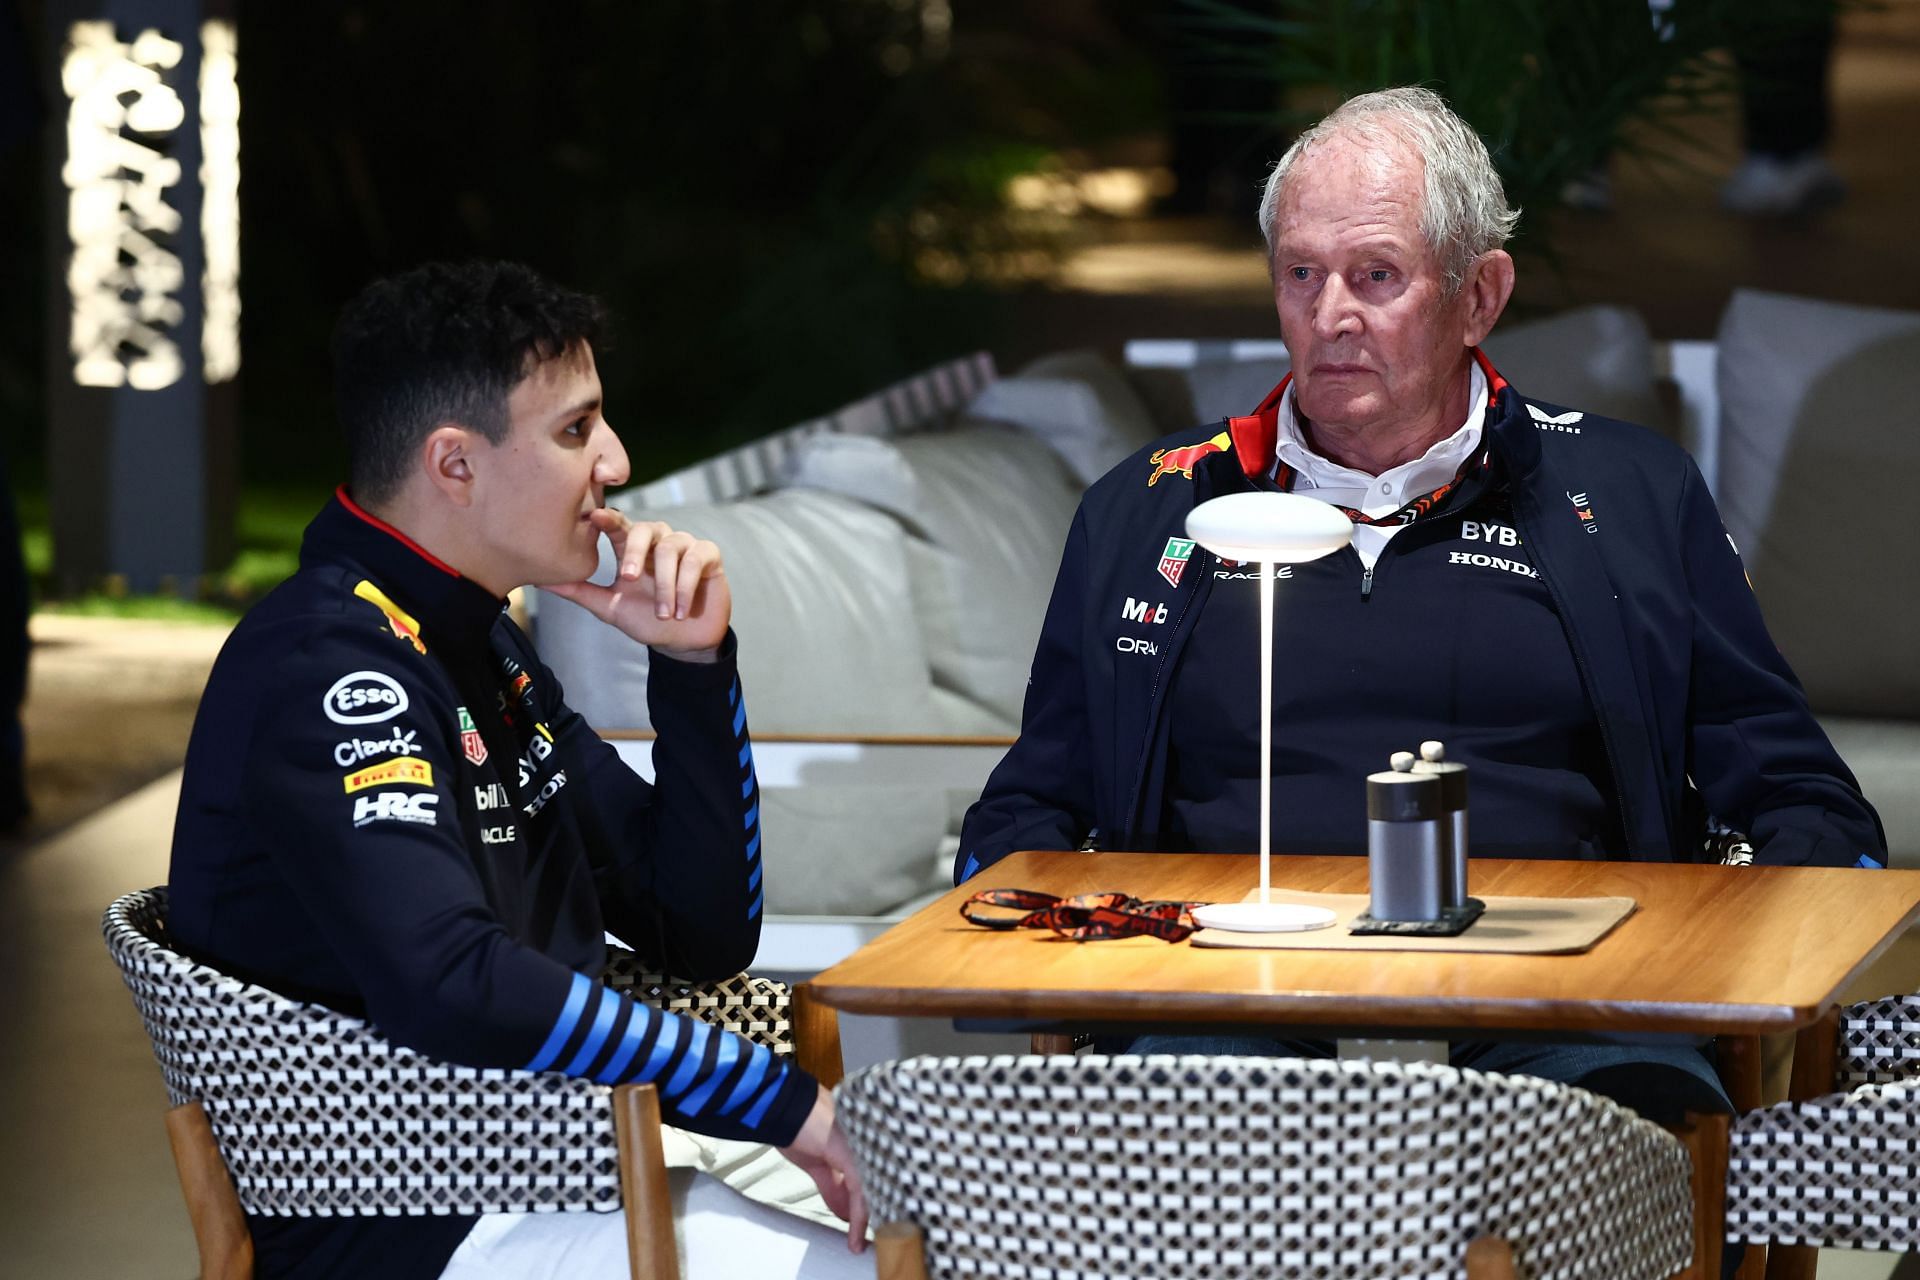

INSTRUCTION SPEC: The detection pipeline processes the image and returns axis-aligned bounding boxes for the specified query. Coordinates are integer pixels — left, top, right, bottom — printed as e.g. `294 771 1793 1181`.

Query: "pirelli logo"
343 758 434 793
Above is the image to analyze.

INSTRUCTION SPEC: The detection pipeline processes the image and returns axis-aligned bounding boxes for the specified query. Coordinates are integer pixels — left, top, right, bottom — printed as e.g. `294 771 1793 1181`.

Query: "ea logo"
323 671 410 725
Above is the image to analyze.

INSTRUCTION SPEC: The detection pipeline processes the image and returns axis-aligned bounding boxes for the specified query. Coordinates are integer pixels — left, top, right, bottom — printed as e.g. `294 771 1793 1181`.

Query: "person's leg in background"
1722 0 1846 215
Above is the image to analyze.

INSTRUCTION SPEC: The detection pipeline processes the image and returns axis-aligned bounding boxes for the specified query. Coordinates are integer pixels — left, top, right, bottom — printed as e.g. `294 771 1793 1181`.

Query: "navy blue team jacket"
170 492 810 1279
959 353 1885 879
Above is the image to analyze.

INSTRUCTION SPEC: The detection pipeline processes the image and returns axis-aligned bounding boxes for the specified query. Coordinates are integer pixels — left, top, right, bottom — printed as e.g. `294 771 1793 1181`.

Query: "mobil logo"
324 671 409 725
1121 597 1169 625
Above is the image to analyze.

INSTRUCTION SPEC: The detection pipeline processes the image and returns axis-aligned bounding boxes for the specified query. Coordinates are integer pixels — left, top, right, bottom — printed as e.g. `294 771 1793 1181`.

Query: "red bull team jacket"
958 354 1885 880
169 492 808 1279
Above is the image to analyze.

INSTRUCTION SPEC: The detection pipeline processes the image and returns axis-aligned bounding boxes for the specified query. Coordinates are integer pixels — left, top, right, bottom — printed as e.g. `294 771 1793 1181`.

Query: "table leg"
1716 1035 1763 1115
1030 1034 1078 1056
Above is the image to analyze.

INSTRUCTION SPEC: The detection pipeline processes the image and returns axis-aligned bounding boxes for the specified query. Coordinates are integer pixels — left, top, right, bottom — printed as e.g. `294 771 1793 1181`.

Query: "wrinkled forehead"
1288 126 1425 210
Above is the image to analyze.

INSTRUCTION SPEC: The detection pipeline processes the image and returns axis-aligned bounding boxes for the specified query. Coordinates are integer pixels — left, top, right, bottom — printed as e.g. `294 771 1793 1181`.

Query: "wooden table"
810 851 1920 1112
813 851 1920 1280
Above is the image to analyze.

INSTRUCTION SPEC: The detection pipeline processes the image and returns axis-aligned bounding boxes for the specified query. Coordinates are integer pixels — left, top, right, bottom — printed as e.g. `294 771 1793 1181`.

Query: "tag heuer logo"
1158 537 1196 588
458 706 488 765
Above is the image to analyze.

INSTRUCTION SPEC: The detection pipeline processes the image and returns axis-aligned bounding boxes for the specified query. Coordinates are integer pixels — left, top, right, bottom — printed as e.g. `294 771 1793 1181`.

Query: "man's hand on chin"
539 509 731 663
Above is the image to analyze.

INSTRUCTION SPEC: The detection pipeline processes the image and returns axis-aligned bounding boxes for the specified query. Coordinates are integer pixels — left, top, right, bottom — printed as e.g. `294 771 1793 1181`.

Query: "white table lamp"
1183 492 1354 933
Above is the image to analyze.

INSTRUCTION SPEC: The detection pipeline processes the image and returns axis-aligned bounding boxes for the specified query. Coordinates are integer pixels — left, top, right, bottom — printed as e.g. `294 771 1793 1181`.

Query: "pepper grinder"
1366 752 1444 922
1411 739 1470 909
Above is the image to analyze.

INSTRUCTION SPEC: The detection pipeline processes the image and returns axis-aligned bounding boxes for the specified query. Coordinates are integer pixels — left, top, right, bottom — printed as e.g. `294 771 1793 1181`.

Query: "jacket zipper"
1360 563 1374 601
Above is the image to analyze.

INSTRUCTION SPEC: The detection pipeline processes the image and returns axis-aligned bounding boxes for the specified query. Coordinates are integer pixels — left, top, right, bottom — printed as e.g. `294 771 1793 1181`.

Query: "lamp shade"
1186 492 1354 564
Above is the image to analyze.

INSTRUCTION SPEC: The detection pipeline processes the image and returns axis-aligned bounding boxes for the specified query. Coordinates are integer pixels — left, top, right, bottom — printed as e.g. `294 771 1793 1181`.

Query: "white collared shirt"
1275 362 1489 570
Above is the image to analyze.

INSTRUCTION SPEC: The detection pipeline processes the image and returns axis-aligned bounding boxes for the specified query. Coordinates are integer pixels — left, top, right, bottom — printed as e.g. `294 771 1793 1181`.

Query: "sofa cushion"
532 487 951 916
966 349 1163 485
539 488 945 734
1716 290 1920 717
1481 304 1669 434
1822 717 1920 869
784 424 1080 727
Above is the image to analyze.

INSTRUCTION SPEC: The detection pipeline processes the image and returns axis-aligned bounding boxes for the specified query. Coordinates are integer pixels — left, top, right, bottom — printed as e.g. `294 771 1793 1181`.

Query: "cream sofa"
533 294 1918 977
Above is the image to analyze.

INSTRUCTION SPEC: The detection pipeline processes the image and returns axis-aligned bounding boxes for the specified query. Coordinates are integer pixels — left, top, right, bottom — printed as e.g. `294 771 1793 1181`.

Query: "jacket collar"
1227 348 1532 480
300 487 508 655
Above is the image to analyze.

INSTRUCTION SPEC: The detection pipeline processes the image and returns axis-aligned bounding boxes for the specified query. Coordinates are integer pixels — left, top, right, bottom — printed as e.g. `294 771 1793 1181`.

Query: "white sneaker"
1719 152 1846 217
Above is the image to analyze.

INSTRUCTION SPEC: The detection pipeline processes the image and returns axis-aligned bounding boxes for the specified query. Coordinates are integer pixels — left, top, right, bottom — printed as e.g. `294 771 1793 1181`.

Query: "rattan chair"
1726 994 1920 1274
838 1053 1709 1280
103 886 842 1280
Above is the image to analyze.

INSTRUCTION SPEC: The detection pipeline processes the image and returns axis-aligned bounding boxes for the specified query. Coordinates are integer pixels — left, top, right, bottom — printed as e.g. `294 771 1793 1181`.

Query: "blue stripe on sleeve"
563 988 621 1075
718 1044 774 1116
747 862 762 892
523 972 593 1071
740 1066 789 1128
747 888 763 920
632 1009 684 1083
740 774 755 800
731 703 747 737
960 851 981 882
743 802 758 831
746 831 761 860
737 743 752 769
676 1032 744 1115
594 1002 654 1083
663 1022 714 1099
1857 853 1885 868
729 681 739 709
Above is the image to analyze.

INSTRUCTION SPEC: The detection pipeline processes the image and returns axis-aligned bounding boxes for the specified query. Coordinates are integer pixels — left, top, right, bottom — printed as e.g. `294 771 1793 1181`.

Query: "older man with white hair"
958 87 1883 1120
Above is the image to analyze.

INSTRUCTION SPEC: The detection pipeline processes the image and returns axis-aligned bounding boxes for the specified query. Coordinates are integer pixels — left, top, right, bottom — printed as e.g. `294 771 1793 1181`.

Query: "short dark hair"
331 261 606 504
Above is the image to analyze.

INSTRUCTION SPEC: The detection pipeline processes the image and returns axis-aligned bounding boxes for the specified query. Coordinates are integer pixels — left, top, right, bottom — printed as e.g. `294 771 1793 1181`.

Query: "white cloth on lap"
439 1165 866 1280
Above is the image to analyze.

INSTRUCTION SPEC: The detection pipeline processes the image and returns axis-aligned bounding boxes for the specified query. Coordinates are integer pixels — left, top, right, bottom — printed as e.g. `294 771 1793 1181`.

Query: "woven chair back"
1840 994 1920 1089
838 1053 1694 1280
1727 1077 1919 1251
101 887 792 1219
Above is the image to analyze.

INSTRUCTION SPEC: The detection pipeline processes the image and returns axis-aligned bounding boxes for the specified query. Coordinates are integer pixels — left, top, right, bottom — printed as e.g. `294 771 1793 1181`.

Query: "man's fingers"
649 533 688 619
845 1176 869 1253
608 517 671 585
674 540 721 620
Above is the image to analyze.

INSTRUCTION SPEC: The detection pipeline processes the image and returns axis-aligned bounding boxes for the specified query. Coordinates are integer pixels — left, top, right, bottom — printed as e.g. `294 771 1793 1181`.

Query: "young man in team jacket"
169 262 866 1279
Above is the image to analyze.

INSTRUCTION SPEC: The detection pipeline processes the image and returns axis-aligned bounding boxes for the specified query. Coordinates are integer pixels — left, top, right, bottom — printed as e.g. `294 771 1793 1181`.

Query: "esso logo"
323 671 410 725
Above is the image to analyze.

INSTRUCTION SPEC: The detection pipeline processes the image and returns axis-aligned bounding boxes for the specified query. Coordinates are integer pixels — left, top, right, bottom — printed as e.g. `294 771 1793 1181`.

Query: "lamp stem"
1260 559 1274 904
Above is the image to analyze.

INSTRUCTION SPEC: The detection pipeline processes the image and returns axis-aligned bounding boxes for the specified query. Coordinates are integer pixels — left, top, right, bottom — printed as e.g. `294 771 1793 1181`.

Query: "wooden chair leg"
875 1222 931 1280
164 1102 254 1280
1463 1235 1517 1280
1030 1034 1077 1055
613 1083 680 1280
1665 1110 1729 1280
793 983 845 1090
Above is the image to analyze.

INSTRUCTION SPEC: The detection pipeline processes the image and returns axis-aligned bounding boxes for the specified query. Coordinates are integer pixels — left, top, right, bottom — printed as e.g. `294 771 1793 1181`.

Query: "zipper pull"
1360 564 1375 601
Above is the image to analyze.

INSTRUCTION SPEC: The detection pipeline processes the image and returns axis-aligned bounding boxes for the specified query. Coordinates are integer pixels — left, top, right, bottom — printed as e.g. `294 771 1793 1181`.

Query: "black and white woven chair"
838 1054 1707 1280
1726 993 1920 1274
103 886 840 1280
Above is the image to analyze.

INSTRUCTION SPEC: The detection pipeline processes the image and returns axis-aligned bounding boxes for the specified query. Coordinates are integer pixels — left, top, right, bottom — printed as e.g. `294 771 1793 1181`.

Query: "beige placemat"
1188 889 1636 954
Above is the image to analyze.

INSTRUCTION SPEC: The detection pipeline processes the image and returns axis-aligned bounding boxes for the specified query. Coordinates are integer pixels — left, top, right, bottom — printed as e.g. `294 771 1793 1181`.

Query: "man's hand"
541 510 731 662
779 1088 869 1253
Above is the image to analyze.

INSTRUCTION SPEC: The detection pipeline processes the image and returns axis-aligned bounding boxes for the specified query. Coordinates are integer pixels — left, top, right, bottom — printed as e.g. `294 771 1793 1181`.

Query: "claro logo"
323 671 410 725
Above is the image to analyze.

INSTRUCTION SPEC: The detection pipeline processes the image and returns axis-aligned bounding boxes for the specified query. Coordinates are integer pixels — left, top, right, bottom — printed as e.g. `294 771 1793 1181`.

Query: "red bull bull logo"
354 581 427 655
1145 431 1231 487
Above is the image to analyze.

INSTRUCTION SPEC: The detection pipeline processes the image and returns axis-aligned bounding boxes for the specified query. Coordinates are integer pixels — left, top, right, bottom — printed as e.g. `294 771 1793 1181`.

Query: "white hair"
1257 86 1520 295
